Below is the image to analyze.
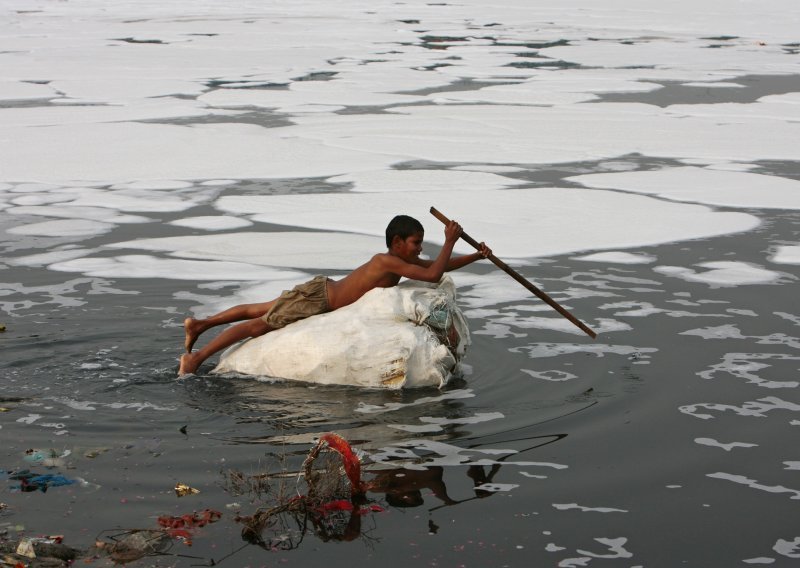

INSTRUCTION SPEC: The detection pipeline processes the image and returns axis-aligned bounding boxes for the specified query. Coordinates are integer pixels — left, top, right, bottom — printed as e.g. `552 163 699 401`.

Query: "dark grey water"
2 197 799 566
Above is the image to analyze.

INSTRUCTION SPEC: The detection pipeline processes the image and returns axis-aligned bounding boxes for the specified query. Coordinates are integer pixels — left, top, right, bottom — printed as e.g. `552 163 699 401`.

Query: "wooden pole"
430 206 597 339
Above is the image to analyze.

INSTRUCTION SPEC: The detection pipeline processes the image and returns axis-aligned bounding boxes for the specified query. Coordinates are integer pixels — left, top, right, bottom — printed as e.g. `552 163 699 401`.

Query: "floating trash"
157 509 222 546
235 433 383 548
83 447 110 459
0 535 78 565
24 448 70 468
95 529 172 564
174 483 200 497
8 470 76 493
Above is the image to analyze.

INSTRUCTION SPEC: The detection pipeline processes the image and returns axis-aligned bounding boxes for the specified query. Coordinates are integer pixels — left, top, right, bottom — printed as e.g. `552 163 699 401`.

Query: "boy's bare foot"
178 353 199 377
184 317 202 352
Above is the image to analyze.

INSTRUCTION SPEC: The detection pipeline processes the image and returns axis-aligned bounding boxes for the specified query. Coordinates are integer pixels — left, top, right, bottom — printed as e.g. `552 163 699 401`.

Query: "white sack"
212 275 470 389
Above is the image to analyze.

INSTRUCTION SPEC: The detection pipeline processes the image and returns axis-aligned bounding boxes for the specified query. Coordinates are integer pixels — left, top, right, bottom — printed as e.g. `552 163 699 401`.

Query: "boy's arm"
418 242 492 271
382 221 462 282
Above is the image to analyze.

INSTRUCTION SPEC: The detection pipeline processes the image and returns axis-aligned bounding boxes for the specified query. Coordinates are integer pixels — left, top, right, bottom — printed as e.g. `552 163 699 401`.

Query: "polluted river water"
1 0 800 566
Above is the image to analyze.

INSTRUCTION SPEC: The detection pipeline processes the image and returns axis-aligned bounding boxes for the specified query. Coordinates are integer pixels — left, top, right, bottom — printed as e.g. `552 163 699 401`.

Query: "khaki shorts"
261 275 331 329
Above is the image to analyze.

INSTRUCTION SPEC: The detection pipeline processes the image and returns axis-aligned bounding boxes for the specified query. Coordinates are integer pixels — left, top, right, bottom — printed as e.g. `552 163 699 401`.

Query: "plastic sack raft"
212 276 470 389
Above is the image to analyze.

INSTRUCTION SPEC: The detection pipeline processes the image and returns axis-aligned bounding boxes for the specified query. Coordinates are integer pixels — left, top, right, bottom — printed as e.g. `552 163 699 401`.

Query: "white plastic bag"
212 275 470 389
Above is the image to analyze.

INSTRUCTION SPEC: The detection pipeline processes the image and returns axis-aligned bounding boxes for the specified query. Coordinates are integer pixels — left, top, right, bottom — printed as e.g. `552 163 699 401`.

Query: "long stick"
430 206 597 339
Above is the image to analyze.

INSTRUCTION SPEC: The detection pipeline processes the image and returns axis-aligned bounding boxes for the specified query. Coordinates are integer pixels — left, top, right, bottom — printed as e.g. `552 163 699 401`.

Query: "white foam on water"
0 80 59 101
775 312 800 327
49 255 308 281
474 483 519 493
0 122 398 182
669 99 800 124
369 439 568 471
199 85 425 113
773 538 800 558
471 322 527 339
31 186 212 214
292 101 800 168
681 324 744 340
217 188 759 260
598 300 731 319
521 369 578 382
169 216 253 231
0 277 136 314
450 165 527 174
105 231 384 271
558 557 592 568
7 219 116 238
552 503 628 513
50 78 206 105
200 180 236 187
783 462 800 471
706 472 800 500
390 412 505 433
327 169 526 193
9 193 76 206
8 205 150 224
493 315 630 336
572 252 656 265
16 414 42 425
727 309 759 317
577 538 633 560
679 396 800 420
521 472 548 480
694 437 758 451
682 325 800 349
770 246 800 265
355 389 476 414
568 167 800 210
1 99 239 128
654 261 787 287
112 180 194 191
696 353 800 389
431 69 662 106
540 34 798 74
512 343 658 360
7 247 98 268
742 558 775 564
681 82 746 88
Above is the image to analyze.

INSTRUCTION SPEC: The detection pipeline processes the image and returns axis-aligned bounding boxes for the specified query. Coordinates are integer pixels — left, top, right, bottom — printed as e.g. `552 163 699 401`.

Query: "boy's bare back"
327 221 463 311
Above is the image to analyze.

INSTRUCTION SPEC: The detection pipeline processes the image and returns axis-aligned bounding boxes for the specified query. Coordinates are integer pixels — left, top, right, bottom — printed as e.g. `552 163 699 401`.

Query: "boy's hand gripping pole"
430 206 597 339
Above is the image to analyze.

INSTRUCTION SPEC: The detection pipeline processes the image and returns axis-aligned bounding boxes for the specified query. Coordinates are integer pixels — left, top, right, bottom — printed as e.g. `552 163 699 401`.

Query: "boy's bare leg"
179 317 273 376
184 300 275 352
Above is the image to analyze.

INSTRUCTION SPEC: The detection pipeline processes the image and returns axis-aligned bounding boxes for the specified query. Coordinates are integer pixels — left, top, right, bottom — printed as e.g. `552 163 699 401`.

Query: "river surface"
2 1 800 566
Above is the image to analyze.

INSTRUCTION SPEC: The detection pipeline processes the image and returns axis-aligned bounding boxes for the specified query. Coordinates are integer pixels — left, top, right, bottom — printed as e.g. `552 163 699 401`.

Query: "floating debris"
157 509 222 545
174 483 200 497
95 529 171 564
8 471 76 493
24 448 70 468
0 535 79 565
235 433 382 547
83 447 110 459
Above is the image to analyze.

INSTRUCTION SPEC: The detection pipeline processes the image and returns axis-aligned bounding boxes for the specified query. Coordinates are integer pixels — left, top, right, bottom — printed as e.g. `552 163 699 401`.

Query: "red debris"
156 509 222 546
317 433 363 495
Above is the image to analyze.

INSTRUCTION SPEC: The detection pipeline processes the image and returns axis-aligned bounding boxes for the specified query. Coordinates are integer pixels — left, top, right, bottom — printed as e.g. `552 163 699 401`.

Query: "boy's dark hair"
385 215 424 248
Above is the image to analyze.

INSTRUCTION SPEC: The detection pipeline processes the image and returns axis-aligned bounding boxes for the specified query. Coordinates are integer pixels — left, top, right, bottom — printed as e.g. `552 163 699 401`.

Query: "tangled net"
236 433 379 547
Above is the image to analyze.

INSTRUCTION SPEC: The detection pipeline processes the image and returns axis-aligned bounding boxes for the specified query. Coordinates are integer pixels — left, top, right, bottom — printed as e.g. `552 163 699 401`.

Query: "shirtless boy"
178 214 490 376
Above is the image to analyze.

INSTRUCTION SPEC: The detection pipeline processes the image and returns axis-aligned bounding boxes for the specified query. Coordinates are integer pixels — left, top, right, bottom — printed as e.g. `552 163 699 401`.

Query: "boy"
178 214 490 376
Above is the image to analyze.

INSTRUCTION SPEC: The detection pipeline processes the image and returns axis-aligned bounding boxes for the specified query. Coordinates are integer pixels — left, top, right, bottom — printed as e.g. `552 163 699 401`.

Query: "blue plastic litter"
9 470 76 492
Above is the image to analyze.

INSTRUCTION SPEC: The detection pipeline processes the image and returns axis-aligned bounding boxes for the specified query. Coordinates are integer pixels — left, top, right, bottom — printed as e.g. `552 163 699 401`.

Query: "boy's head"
385 214 424 249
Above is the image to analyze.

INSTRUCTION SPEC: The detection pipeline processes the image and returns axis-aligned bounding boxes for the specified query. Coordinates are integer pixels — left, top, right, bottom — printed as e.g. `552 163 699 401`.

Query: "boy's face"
394 231 424 261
